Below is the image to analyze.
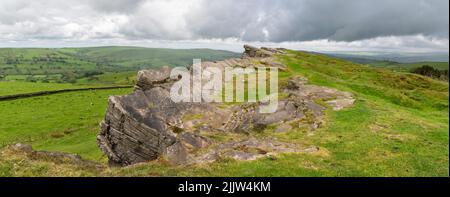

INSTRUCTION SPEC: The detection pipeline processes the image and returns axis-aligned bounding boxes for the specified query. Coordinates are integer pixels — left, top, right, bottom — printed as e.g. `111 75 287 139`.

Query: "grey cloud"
183 0 449 42
85 0 145 13
0 0 448 49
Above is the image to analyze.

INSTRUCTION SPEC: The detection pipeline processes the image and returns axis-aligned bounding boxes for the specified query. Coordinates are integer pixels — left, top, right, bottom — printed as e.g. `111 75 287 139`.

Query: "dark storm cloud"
183 0 449 42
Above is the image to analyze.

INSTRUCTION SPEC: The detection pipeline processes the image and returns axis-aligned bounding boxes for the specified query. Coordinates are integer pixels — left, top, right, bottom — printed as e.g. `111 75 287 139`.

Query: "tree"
412 65 449 81
25 75 37 83
61 71 77 83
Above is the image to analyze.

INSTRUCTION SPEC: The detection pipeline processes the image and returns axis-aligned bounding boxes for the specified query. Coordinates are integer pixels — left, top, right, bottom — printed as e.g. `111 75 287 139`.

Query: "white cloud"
119 0 199 40
0 0 448 53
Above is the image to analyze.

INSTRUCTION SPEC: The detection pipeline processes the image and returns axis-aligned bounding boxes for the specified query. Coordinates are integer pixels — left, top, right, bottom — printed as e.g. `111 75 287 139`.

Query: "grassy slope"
0 81 92 96
130 51 448 177
0 50 448 177
75 71 137 85
368 61 449 72
0 88 132 162
270 51 449 176
116 51 449 176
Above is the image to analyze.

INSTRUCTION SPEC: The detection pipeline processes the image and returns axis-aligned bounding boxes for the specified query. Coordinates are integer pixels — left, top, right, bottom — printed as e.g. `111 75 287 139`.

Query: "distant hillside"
327 52 449 63
0 46 239 83
0 47 239 73
327 53 448 72
368 61 449 72
59 46 240 68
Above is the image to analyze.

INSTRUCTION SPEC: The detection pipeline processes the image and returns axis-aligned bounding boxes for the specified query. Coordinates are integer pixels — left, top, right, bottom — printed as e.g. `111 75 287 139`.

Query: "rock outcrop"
97 45 355 166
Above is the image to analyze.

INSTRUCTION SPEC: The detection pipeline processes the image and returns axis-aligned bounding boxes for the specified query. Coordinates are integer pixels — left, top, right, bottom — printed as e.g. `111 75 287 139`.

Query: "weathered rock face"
97 45 355 166
97 68 196 166
242 45 286 58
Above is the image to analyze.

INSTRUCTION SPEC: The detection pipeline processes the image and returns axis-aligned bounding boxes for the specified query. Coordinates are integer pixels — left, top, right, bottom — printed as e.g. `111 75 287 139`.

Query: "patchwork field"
0 47 239 84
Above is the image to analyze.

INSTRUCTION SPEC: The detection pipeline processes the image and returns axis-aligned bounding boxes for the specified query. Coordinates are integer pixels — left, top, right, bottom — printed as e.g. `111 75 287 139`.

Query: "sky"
0 0 448 53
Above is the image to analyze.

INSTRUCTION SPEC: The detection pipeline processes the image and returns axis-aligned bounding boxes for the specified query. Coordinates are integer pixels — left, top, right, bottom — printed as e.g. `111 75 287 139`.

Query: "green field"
0 50 448 177
0 47 239 84
0 88 132 161
75 71 137 85
0 81 93 96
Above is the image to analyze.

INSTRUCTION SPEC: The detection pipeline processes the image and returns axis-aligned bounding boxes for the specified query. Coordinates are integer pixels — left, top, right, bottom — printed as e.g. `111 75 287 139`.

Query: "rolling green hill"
328 54 448 73
64 46 240 68
0 49 448 177
0 47 239 84
368 61 449 72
